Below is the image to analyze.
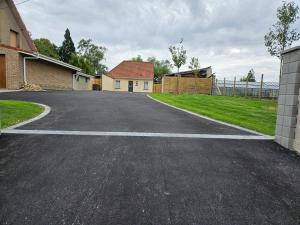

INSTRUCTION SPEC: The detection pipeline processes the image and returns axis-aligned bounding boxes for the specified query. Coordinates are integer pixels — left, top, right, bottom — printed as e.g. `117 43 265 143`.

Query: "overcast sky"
17 0 300 81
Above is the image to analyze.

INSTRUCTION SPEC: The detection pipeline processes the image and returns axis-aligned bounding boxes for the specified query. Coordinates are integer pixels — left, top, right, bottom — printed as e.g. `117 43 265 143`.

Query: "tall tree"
131 55 143 62
69 53 93 75
147 57 172 82
33 38 59 59
77 39 107 75
240 69 256 82
169 39 187 73
264 1 300 58
188 57 200 77
188 57 201 92
59 28 76 63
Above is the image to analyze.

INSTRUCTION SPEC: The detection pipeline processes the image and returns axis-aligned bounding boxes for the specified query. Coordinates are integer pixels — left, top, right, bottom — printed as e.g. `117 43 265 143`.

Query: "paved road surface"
0 91 253 134
0 91 299 225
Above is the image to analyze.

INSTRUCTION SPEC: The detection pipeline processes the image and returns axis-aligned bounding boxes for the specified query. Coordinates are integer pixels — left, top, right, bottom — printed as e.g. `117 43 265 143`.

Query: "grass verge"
150 93 277 136
0 100 44 129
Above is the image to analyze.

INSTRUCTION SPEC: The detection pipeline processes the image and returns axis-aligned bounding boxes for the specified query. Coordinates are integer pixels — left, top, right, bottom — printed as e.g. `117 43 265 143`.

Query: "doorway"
128 81 133 92
0 55 6 88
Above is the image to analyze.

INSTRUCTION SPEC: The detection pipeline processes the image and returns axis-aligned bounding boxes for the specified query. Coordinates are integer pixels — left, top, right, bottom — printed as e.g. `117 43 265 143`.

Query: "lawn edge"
3 102 51 130
147 94 274 139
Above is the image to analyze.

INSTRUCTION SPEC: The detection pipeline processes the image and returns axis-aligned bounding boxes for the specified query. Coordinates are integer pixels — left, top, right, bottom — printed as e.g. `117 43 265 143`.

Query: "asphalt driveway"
0 91 300 225
0 91 252 134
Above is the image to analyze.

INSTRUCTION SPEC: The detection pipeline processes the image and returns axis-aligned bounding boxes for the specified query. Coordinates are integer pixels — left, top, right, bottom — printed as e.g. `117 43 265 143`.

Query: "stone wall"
275 46 300 152
0 0 32 51
0 46 23 89
26 59 74 90
293 91 300 152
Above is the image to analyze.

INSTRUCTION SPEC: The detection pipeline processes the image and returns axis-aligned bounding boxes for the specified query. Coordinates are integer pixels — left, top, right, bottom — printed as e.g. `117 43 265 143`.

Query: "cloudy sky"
17 0 300 81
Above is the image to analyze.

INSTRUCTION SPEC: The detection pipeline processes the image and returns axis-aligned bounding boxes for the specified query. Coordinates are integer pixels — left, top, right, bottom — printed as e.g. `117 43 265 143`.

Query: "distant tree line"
33 28 107 76
131 39 202 83
240 69 256 82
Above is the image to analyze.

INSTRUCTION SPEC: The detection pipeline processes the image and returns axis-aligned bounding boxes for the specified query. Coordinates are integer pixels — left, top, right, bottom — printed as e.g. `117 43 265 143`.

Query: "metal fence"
213 77 279 98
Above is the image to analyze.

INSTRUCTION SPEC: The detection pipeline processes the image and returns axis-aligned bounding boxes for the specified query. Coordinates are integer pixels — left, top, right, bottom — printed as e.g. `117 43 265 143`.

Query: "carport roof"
105 61 154 80
19 51 81 71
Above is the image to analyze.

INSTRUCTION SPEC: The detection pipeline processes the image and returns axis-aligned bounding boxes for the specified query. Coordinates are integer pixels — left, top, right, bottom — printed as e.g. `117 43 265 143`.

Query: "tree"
33 38 59 59
188 57 200 77
147 57 172 82
69 53 93 75
169 40 187 73
77 39 107 75
264 1 300 58
131 55 143 62
240 69 256 82
188 57 201 92
59 28 76 63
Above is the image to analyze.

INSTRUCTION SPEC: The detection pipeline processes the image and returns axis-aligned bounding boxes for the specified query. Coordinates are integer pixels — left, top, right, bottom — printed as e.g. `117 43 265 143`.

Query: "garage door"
0 55 6 88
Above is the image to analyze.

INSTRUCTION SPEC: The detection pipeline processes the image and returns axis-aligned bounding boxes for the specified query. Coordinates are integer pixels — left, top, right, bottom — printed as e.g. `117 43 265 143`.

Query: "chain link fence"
213 77 279 98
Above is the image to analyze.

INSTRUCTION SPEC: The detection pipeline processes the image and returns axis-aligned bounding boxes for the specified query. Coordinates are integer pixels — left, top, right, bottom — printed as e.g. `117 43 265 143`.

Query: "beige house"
0 0 92 90
102 61 154 93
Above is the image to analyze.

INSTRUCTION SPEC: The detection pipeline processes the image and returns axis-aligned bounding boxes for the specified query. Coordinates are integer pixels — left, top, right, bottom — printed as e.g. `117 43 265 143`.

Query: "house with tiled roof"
0 0 92 90
102 61 154 93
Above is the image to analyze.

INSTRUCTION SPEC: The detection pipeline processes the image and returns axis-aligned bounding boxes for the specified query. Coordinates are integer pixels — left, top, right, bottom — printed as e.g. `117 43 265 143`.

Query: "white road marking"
147 94 273 138
5 103 51 129
1 129 274 140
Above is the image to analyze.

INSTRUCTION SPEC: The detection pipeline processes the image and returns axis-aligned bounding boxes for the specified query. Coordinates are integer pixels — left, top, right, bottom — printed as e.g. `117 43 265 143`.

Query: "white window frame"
144 81 149 90
115 80 120 89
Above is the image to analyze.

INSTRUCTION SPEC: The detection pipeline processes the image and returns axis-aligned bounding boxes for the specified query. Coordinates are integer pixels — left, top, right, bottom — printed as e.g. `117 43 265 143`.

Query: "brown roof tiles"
105 61 154 80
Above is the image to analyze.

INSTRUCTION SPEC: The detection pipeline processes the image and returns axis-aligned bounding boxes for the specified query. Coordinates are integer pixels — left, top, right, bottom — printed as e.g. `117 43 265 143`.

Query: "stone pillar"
275 46 300 153
293 92 300 152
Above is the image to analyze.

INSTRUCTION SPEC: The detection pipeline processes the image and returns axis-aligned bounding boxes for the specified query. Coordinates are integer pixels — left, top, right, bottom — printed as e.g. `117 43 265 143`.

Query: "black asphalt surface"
0 91 300 225
0 91 252 134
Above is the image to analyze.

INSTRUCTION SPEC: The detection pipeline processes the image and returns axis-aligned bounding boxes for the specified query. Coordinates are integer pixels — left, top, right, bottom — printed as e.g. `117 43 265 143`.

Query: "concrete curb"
1 129 274 140
147 94 274 139
3 103 51 130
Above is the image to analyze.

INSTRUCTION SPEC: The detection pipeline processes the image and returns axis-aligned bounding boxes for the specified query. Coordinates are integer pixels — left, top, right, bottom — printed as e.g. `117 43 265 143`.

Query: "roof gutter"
21 51 81 85
19 51 81 70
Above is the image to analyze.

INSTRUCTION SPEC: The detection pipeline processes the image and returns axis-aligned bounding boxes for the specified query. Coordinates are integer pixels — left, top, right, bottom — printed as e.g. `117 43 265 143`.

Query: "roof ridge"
122 60 153 64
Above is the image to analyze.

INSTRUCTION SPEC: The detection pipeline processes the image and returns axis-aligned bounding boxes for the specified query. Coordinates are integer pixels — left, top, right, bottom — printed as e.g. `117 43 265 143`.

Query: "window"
144 81 149 90
10 30 18 48
115 80 120 89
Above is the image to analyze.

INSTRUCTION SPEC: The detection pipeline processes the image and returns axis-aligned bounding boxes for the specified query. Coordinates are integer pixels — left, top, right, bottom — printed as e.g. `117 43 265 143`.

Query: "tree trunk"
177 67 180 94
279 56 283 82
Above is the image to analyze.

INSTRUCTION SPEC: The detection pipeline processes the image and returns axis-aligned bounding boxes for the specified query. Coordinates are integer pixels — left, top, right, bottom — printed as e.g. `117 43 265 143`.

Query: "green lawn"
150 93 277 136
0 100 44 129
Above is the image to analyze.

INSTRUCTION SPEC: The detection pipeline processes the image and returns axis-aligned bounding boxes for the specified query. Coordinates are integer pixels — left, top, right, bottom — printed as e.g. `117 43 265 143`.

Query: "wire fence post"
259 74 264 99
245 80 248 97
233 76 236 96
223 77 226 96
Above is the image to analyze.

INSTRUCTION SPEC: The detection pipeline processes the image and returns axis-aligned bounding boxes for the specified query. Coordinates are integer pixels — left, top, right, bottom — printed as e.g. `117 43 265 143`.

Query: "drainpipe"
23 55 38 85
72 73 78 91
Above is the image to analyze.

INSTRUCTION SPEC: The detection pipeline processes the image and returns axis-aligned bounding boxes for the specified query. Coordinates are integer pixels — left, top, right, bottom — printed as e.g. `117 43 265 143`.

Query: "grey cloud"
17 0 300 80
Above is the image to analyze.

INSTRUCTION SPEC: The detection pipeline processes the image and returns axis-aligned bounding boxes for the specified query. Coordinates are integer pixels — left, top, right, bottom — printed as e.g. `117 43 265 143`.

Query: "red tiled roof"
106 61 154 80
